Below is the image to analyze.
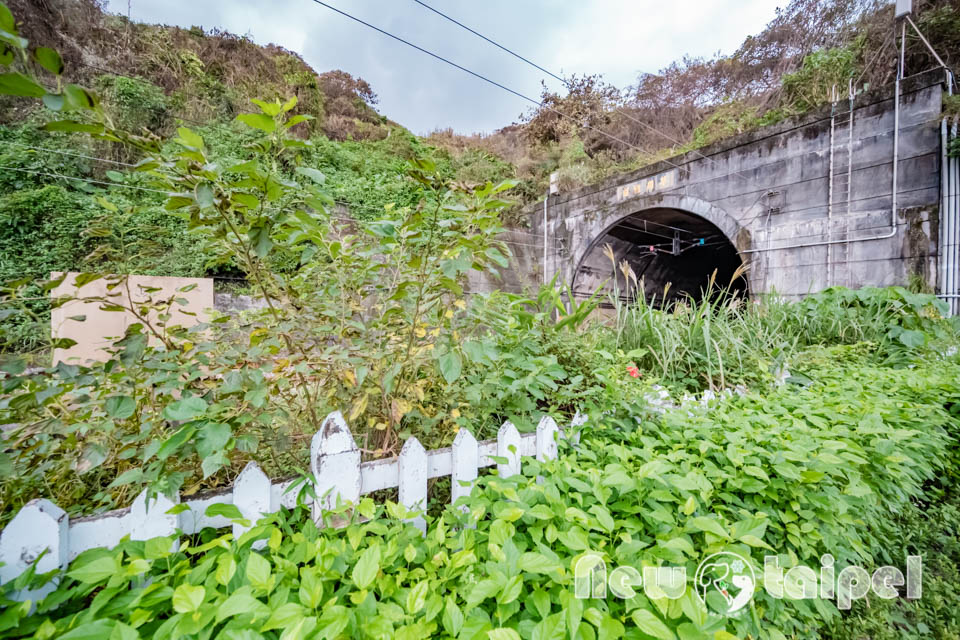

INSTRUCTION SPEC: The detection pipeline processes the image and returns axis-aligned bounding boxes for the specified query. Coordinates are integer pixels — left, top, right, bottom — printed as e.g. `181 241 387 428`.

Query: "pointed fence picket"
0 411 582 598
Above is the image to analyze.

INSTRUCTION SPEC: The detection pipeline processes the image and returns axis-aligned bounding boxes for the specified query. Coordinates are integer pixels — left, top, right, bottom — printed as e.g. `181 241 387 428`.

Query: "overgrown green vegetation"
609 272 956 392
3 346 960 640
2 3 960 639
4 0 960 305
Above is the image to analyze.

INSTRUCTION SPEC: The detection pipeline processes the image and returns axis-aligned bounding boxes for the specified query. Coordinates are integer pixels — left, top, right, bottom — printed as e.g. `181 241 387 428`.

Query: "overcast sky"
104 1 781 135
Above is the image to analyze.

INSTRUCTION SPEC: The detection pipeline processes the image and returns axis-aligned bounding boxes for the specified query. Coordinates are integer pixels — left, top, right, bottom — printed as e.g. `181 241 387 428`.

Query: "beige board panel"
51 272 213 365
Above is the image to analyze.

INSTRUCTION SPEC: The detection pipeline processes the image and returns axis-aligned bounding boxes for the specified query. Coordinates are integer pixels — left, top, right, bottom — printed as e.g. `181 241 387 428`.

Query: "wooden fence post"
536 415 559 462
0 499 68 601
451 428 478 509
311 411 361 524
535 416 559 484
398 437 427 533
233 462 271 544
570 411 587 445
128 489 179 550
497 421 522 478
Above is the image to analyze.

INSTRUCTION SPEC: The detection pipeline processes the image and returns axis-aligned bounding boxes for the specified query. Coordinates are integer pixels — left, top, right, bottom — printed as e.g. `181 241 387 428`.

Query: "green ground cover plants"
3 347 960 640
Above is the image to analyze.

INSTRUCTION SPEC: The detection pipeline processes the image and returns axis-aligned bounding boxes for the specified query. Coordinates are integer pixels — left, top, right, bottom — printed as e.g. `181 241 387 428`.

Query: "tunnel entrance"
572 207 748 306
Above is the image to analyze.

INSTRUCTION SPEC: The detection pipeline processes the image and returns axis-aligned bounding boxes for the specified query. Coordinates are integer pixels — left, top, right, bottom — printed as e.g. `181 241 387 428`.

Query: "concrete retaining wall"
486 69 950 300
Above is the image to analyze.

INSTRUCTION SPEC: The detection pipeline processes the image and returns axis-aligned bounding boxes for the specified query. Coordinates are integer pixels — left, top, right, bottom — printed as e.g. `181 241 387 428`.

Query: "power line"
410 0 565 85
304 0 676 168
407 0 760 184
72 60 209 127
4 140 140 167
0 166 172 194
4 142 556 250
0 168 556 254
545 90 934 216
69 38 662 240
558 128 935 234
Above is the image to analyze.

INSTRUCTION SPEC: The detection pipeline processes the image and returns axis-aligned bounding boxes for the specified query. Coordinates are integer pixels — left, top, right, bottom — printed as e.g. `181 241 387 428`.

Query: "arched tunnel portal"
571 207 749 306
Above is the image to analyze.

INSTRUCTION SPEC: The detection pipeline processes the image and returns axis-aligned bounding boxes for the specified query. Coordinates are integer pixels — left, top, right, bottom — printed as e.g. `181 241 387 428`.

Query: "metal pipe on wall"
947 121 960 315
741 20 906 256
827 85 836 286
542 196 548 285
944 117 958 316
940 116 948 309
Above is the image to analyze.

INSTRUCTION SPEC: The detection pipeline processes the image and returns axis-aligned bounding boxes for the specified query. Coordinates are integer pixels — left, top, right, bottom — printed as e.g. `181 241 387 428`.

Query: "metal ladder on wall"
827 81 856 288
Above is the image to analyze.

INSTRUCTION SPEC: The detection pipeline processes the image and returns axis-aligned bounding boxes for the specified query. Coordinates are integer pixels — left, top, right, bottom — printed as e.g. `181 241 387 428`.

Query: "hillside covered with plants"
3 0 960 353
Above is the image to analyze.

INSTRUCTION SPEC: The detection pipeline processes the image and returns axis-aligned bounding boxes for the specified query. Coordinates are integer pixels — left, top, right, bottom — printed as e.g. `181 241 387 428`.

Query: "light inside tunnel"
572 207 748 306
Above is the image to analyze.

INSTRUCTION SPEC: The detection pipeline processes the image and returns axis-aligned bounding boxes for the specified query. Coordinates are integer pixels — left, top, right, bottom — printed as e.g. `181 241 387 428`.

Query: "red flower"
626 364 641 378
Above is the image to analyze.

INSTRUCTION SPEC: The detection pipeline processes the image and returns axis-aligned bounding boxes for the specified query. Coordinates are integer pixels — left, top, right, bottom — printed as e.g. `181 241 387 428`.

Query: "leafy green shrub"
0 124 92 194
786 286 953 362
94 75 170 133
824 487 960 639
299 134 453 219
454 284 605 433
451 149 515 187
0 186 98 352
690 102 762 149
779 38 864 115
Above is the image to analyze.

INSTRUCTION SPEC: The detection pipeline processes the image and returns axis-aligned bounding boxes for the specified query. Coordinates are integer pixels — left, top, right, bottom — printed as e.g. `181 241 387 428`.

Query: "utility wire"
410 0 565 84
4 140 140 167
7 142 556 247
407 0 759 183
304 0 676 168
559 122 934 229
0 166 172 194
72 17 678 236
73 60 209 127
410 0 931 213
1 165 556 253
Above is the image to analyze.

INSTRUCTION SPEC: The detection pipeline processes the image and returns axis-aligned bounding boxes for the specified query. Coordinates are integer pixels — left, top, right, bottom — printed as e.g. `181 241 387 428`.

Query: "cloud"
106 0 780 134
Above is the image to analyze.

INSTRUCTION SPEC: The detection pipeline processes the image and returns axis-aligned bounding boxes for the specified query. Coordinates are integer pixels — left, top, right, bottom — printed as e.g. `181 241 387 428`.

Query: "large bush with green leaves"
0 185 99 352
4 7 960 639
0 7 604 523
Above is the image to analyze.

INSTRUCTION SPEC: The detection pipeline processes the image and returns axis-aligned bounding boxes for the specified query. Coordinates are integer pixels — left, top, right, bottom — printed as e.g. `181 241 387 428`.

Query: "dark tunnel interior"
572 207 749 306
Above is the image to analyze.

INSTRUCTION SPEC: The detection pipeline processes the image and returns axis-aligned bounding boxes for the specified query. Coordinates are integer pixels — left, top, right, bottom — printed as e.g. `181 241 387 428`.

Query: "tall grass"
601 246 957 392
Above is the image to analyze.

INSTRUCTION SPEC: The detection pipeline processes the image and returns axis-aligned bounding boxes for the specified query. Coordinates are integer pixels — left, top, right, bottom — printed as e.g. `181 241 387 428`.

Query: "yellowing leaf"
391 398 413 424
349 394 369 422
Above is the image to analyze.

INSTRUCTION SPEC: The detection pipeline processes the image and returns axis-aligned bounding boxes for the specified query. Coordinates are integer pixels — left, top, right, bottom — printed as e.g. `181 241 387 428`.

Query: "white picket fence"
0 410 585 598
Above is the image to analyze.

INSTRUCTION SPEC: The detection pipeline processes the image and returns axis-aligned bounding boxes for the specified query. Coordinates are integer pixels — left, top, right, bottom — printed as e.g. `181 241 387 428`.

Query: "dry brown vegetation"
1 0 388 139
428 0 960 200
4 0 960 207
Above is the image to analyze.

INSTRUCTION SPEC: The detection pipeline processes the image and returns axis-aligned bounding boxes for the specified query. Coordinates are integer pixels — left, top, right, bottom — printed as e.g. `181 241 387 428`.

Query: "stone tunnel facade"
480 69 951 303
